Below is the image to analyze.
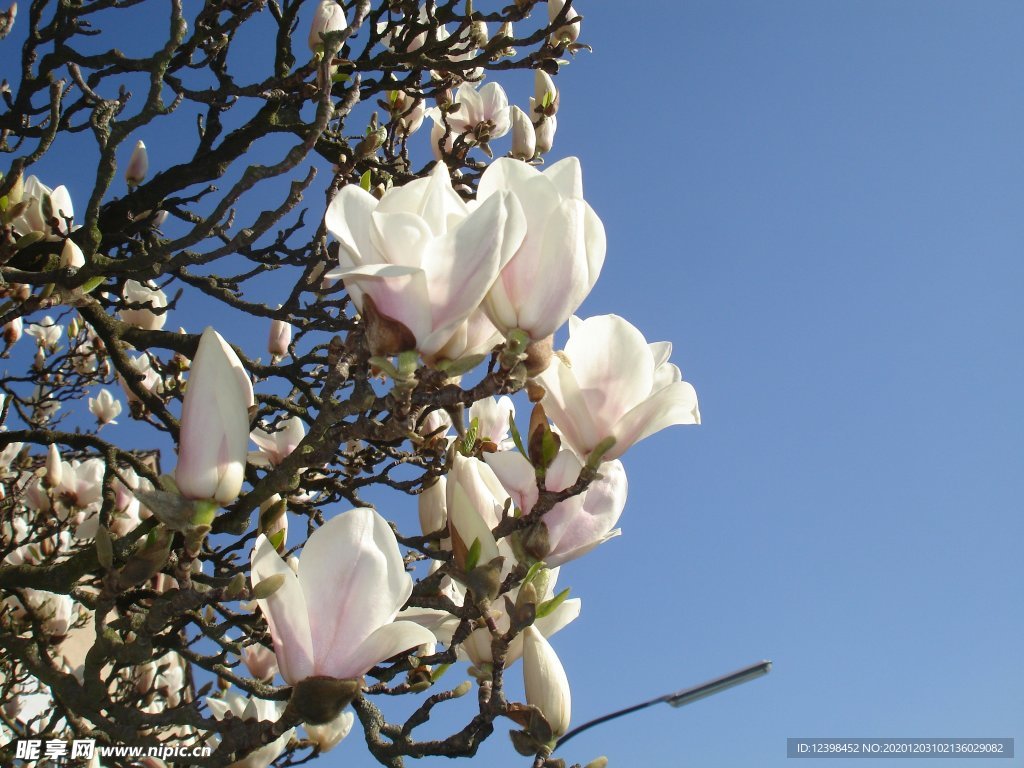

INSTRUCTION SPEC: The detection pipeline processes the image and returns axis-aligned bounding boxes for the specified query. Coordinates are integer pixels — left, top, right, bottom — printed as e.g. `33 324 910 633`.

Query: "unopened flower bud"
534 70 559 116
4 316 22 346
308 0 348 54
534 113 557 155
547 0 580 46
125 140 148 187
509 105 536 161
268 314 292 363
60 239 85 269
45 442 62 487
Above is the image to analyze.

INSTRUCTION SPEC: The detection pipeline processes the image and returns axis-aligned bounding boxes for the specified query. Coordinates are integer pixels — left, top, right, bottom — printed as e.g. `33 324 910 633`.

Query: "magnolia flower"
523 625 571 737
390 91 426 137
308 0 346 53
119 280 168 331
425 82 511 158
410 564 580 669
119 352 164 403
12 176 75 238
22 589 77 637
445 452 513 567
479 157 605 341
25 316 61 351
509 105 536 161
125 140 148 187
469 395 515 448
175 328 254 505
250 416 305 467
88 388 122 428
538 315 700 461
324 161 525 359
486 449 626 566
241 643 279 682
250 507 434 684
267 316 291 363
207 691 294 768
305 710 355 753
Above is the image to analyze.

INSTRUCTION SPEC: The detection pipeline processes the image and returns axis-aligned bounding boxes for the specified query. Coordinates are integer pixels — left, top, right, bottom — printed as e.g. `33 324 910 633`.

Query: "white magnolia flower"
119 280 168 331
88 388 122 428
537 314 700 461
250 507 434 683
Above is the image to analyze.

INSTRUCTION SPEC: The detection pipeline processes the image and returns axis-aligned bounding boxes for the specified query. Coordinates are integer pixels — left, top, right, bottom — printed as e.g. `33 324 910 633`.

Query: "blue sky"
4 1 1023 766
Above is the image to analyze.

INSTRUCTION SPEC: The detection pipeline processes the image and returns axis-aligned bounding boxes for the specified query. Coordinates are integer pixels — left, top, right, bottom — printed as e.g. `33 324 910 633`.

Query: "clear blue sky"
6 1 1023 766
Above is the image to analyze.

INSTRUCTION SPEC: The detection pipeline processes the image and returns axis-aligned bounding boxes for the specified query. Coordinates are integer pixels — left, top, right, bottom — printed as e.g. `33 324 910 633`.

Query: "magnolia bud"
509 105 536 161
4 316 22 346
547 0 580 46
125 140 148 187
523 625 571 738
60 239 85 269
534 70 559 116
534 114 557 155
44 442 62 487
308 0 348 54
268 314 292 363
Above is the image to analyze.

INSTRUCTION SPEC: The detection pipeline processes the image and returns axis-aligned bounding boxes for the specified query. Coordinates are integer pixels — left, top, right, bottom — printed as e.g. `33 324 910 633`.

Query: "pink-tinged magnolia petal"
175 328 253 504
469 395 515 445
430 308 501 365
483 450 537 514
251 534 315 684
478 83 510 137
417 193 519 356
370 210 433 268
378 162 467 236
418 476 447 536
298 508 414 677
447 453 509 530
565 314 654 421
336 620 436 680
324 185 378 285
544 458 627 567
537 355 600 456
607 380 701 460
515 198 590 338
336 264 432 345
477 156 539 201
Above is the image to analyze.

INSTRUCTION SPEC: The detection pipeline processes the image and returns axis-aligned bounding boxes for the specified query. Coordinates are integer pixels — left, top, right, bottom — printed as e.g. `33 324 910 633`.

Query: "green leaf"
430 663 452 683
360 169 373 191
464 537 482 572
460 417 480 455
536 587 570 619
508 414 526 456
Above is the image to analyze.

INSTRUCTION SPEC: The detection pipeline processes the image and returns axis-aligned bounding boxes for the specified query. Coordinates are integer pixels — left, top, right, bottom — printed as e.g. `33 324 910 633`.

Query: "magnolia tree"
0 1 702 766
